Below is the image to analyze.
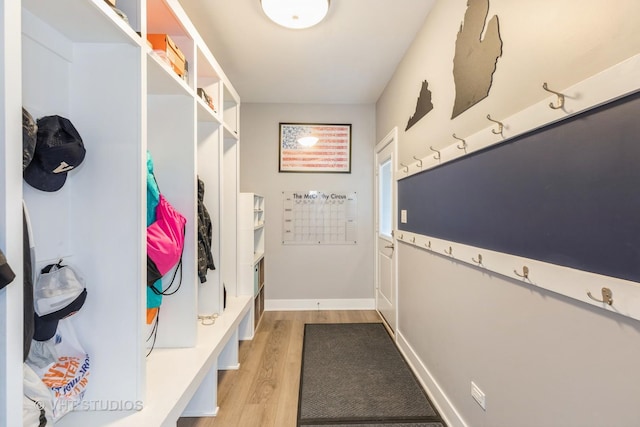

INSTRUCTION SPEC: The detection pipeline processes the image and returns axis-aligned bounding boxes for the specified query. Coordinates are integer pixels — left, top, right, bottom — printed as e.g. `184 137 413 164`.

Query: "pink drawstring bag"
147 194 186 288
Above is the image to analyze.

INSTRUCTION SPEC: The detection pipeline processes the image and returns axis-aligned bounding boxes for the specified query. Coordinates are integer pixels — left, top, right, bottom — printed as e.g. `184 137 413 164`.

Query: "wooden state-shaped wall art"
406 80 434 131
451 0 502 119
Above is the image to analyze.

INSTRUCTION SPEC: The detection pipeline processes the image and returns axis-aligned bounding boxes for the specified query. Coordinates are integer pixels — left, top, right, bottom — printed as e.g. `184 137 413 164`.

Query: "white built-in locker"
0 0 250 425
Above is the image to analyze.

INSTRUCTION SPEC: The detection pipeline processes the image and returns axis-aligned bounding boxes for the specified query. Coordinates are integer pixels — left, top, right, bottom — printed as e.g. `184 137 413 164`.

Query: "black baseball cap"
24 115 86 192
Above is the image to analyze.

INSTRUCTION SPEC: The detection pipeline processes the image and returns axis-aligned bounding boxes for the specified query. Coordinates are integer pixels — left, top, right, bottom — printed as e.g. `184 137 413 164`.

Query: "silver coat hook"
429 146 441 161
587 287 613 305
514 266 529 279
542 82 565 110
472 254 483 265
444 246 453 255
486 114 504 136
412 156 423 168
453 133 467 151
400 163 409 173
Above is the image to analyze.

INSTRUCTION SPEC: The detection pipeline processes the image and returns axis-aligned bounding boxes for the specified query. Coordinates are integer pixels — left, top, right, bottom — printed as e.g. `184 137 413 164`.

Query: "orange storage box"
147 33 186 77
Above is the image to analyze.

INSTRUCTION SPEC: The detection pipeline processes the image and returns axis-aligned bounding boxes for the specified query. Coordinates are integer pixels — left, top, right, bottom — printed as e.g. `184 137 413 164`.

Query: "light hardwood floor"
177 310 382 427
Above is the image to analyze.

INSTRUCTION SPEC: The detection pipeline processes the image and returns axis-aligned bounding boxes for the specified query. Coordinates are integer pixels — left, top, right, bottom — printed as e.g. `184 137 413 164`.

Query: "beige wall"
239 103 376 308
377 1 640 426
399 243 640 427
377 0 640 164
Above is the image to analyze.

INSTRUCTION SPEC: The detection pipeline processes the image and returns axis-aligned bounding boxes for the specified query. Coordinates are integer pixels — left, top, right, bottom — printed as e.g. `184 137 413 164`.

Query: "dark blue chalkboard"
398 91 640 283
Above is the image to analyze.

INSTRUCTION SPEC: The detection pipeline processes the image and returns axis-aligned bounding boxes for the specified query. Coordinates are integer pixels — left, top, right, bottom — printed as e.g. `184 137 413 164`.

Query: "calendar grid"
282 191 357 244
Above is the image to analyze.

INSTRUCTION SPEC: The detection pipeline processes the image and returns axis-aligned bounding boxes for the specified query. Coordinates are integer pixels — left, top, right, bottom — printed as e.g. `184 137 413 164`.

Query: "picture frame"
279 123 352 173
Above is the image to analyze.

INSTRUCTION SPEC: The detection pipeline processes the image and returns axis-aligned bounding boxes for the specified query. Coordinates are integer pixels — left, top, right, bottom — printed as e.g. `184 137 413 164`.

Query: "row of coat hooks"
400 233 532 281
396 232 614 306
401 83 568 174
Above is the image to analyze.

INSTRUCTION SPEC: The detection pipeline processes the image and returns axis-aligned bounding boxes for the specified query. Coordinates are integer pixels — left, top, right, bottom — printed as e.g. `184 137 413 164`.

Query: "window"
379 158 392 238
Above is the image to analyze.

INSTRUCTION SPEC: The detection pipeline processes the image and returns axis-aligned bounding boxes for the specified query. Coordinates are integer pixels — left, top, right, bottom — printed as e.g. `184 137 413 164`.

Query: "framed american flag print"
279 123 352 173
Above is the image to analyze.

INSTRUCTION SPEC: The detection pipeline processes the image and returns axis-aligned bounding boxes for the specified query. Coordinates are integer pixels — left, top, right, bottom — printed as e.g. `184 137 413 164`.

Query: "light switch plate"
400 209 407 223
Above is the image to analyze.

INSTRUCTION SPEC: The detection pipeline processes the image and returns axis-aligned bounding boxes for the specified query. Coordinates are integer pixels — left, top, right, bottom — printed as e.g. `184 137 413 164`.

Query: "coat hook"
587 287 613 305
542 82 565 110
412 156 423 168
453 133 467 151
400 162 409 173
429 146 441 161
472 254 483 265
411 236 416 243
425 241 431 249
514 266 529 279
486 114 504 135
444 246 453 255
399 234 404 240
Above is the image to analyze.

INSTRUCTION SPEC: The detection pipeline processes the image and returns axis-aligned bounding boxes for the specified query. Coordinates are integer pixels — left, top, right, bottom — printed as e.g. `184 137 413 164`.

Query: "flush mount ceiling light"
261 0 330 30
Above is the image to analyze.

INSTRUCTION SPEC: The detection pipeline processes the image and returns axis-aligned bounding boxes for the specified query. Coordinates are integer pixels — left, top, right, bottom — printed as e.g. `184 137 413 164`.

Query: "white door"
375 128 397 332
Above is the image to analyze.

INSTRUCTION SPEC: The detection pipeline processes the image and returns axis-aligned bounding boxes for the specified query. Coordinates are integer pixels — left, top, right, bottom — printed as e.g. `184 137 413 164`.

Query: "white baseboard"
265 298 375 311
180 407 218 418
218 363 240 370
396 329 467 427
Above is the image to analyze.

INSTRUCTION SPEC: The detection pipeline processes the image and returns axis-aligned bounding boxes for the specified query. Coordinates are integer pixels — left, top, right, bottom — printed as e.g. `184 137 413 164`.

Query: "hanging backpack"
145 150 186 291
147 193 186 288
145 152 187 355
145 152 163 323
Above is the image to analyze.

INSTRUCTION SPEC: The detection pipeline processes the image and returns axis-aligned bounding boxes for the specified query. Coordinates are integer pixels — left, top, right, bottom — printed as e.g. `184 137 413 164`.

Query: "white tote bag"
26 319 90 420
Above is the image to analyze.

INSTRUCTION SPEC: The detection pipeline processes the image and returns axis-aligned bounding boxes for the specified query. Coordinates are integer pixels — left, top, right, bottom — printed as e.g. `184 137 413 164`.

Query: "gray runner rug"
297 323 446 426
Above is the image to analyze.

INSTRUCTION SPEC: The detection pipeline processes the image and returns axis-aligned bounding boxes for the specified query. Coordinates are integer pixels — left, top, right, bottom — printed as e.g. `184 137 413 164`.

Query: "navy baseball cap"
32 261 88 341
24 115 86 192
33 288 87 341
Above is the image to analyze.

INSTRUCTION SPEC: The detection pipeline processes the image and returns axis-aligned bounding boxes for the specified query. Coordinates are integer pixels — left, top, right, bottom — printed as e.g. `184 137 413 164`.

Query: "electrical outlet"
400 209 407 223
471 381 486 410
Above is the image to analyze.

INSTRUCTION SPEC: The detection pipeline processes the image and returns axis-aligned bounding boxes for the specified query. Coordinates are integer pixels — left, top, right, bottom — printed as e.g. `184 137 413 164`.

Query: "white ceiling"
177 0 435 104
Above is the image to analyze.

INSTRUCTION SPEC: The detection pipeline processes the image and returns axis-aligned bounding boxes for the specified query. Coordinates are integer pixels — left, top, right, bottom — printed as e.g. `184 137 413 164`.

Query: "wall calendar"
282 191 357 245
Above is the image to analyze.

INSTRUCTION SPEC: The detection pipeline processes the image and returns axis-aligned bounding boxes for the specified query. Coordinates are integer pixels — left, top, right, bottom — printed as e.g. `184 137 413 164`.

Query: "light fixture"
261 0 330 30
297 136 319 147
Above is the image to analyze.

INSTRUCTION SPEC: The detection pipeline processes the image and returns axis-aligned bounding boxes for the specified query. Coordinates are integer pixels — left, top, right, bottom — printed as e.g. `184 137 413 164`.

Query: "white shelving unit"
0 0 253 425
238 193 265 330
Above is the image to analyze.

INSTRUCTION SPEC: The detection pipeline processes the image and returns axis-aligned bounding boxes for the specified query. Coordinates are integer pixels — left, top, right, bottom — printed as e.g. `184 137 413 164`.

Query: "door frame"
374 127 398 334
